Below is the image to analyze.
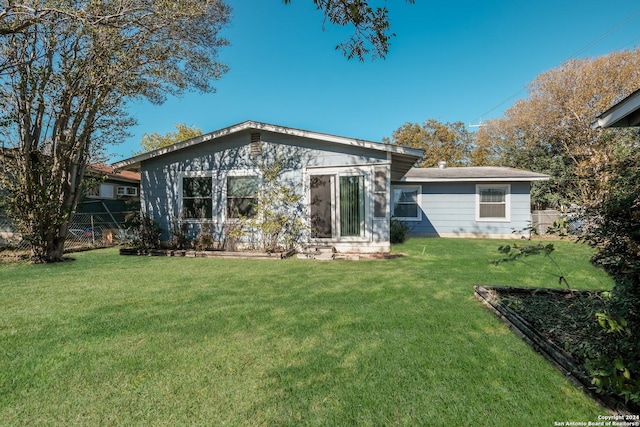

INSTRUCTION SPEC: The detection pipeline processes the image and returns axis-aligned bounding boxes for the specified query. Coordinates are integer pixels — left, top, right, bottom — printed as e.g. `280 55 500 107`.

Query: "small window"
87 184 115 199
117 186 138 196
477 184 510 221
373 167 387 218
182 177 212 219
227 176 258 218
392 186 421 221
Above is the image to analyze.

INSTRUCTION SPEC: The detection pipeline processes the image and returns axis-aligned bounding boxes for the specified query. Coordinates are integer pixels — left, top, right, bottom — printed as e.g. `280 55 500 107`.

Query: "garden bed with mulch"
119 247 296 259
475 285 639 415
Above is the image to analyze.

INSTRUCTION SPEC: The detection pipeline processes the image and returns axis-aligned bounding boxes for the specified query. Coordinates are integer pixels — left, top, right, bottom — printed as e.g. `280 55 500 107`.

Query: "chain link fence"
0 210 134 261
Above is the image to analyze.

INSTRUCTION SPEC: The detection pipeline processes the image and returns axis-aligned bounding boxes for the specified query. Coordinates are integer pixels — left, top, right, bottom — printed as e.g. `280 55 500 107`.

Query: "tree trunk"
29 222 69 263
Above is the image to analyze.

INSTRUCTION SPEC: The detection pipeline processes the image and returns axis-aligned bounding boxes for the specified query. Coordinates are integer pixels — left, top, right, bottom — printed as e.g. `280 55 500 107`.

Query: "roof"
401 166 550 183
1 149 141 184
593 88 640 128
112 120 423 180
87 164 140 184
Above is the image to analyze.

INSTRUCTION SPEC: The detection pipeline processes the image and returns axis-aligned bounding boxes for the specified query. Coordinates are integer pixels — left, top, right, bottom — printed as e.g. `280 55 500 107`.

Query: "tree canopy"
482 48 640 209
139 124 203 153
0 1 230 262
284 0 415 60
383 119 488 167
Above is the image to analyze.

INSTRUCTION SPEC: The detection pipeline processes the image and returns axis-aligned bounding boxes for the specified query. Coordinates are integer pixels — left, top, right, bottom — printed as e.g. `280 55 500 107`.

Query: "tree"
0 1 230 263
482 48 640 209
231 145 306 253
573 123 640 405
284 0 415 60
483 49 640 404
384 119 482 167
139 123 202 153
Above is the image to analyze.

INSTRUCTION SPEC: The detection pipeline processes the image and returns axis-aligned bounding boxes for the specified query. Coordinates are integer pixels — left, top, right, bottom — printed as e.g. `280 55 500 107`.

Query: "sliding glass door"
309 173 365 239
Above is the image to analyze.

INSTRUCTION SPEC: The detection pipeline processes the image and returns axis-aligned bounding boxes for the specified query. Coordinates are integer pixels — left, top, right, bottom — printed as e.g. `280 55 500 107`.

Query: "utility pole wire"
470 7 640 125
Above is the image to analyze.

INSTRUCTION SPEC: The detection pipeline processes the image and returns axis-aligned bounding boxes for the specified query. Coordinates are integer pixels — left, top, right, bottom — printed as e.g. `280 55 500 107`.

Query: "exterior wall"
79 178 140 223
395 181 532 239
140 129 391 252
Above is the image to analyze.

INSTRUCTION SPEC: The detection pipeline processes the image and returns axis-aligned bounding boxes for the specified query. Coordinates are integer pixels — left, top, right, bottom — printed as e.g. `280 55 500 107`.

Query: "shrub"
390 218 408 244
124 212 162 250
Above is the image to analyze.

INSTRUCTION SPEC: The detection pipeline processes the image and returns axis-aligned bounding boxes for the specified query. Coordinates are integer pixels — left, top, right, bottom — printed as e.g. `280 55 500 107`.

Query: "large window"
392 186 420 220
227 176 258 218
308 171 368 239
182 177 212 219
477 184 510 221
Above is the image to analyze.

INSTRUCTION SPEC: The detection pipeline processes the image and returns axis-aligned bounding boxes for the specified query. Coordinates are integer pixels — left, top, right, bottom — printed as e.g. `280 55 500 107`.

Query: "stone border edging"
474 285 634 415
119 247 296 259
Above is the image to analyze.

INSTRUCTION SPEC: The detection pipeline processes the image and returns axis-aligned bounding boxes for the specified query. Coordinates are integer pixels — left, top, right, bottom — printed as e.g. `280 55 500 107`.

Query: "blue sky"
110 0 640 161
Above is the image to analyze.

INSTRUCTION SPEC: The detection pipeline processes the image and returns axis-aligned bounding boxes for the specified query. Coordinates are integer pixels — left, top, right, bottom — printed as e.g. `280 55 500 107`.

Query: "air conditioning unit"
117 186 138 196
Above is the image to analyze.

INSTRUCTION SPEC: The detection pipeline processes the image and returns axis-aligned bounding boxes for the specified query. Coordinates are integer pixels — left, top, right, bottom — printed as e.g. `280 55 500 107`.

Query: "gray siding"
140 129 390 246
400 181 532 238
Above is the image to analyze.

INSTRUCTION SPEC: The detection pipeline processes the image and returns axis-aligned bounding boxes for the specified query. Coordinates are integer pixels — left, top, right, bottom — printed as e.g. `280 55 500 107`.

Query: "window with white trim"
392 186 421 221
308 168 370 240
227 175 258 219
87 183 115 199
373 167 387 218
477 184 510 221
182 176 213 219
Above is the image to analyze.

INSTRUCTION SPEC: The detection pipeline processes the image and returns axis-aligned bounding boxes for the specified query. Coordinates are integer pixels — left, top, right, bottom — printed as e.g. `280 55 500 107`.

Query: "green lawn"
0 238 615 426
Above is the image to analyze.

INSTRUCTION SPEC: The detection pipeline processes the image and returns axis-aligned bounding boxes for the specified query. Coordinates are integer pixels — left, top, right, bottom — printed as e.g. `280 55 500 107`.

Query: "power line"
471 7 640 125
567 8 640 59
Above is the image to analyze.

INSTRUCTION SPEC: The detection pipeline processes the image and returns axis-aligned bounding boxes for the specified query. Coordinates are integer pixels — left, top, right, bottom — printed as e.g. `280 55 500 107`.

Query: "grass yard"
0 238 615 426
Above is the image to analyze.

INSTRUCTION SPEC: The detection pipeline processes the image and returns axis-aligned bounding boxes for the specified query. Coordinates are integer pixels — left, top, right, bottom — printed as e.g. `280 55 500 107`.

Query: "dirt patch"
475 286 638 415
338 252 407 260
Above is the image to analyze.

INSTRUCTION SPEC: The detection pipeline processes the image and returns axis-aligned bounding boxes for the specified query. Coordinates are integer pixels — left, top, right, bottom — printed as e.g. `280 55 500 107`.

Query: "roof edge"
112 120 423 170
593 88 640 129
402 176 550 183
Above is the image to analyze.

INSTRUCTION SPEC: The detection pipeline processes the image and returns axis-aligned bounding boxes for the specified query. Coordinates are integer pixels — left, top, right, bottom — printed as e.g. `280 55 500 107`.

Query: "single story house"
0 160 140 247
113 121 548 252
392 165 549 238
113 121 423 253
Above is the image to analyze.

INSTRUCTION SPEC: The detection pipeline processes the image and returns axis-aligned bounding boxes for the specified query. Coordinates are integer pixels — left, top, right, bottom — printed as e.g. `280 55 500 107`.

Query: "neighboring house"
392 165 549 239
112 121 423 253
0 192 19 246
593 88 640 128
0 159 140 247
78 164 141 224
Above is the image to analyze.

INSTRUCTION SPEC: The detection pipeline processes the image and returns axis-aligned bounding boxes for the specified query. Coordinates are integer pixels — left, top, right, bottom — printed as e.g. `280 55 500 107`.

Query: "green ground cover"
0 238 615 426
